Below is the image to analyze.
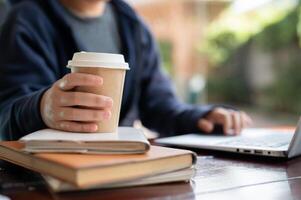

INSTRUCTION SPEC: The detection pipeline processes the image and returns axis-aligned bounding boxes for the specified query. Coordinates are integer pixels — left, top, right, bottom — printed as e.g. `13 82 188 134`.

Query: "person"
0 0 252 140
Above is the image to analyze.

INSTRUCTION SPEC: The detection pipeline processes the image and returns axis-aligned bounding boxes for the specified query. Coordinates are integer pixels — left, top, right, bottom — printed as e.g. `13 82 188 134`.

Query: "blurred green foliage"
159 41 173 75
203 1 301 114
255 8 298 50
262 49 301 113
202 2 297 65
207 42 252 104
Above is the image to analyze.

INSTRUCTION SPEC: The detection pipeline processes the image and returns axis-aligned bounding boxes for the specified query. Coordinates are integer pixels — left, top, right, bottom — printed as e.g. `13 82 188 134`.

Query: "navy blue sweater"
0 0 214 140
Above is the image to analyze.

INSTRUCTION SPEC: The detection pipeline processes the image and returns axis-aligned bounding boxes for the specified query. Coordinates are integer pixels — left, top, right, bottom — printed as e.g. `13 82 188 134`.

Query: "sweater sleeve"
138 25 215 137
0 7 58 140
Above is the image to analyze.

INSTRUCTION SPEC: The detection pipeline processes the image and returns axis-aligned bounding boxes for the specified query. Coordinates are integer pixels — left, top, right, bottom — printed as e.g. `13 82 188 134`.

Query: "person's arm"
0 9 57 140
137 25 252 137
0 0 10 27
137 26 214 137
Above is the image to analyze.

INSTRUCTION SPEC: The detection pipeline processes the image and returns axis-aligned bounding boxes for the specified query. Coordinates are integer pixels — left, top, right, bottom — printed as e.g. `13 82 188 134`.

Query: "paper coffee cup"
67 52 129 133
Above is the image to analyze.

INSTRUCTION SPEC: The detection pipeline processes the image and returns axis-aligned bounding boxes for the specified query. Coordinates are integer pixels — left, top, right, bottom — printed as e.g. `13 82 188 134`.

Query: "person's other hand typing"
197 108 252 135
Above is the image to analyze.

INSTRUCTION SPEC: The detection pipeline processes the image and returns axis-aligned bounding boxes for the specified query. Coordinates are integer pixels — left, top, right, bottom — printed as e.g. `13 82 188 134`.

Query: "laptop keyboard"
217 134 291 148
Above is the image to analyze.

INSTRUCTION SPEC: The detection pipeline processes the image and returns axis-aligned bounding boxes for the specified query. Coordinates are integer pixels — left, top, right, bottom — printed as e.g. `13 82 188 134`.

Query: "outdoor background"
129 0 301 128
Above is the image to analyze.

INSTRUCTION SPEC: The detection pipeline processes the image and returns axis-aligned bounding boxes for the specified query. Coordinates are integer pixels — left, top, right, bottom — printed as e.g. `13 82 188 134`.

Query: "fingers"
232 111 241 135
207 108 232 134
40 73 114 133
197 119 214 133
57 107 111 122
222 112 232 135
58 73 103 91
201 108 253 135
59 92 113 109
57 121 98 133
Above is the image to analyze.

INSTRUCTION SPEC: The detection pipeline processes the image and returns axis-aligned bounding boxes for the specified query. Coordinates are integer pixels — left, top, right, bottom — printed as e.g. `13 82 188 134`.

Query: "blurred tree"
201 0 297 65
202 0 301 115
159 41 173 76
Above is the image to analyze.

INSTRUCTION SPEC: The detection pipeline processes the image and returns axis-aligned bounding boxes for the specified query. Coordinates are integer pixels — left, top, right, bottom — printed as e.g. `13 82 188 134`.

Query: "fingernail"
99 78 103 85
227 129 235 135
92 125 98 132
59 80 67 89
103 111 111 120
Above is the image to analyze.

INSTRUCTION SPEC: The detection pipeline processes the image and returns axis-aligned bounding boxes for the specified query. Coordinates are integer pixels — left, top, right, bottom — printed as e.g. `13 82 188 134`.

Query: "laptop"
156 118 301 158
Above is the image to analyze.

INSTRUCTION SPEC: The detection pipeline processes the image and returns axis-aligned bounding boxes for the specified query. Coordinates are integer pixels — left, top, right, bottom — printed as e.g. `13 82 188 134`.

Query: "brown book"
0 142 196 187
43 167 195 192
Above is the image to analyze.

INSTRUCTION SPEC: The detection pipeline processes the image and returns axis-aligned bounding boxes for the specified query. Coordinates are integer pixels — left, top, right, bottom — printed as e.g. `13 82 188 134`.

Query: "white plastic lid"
67 52 129 70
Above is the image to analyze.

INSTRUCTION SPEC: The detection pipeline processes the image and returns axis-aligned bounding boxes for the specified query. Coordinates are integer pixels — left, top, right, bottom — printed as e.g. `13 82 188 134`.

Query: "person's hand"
40 73 113 132
197 108 252 135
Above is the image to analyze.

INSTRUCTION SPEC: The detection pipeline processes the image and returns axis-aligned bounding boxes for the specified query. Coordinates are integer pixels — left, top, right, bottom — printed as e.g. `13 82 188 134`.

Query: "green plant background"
202 1 301 115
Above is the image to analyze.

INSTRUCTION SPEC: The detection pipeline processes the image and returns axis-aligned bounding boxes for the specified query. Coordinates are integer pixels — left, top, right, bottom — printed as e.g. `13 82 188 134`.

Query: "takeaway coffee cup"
67 52 129 133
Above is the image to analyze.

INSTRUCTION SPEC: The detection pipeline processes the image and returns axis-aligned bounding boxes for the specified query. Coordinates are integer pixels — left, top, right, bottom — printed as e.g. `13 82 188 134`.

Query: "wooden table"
1 149 301 200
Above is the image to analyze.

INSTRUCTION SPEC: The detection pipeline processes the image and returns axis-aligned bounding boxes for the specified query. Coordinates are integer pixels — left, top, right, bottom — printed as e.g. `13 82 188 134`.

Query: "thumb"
197 118 214 133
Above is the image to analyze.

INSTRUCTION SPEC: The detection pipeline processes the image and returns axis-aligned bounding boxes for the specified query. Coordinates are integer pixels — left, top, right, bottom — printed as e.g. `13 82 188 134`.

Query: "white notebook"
20 127 150 154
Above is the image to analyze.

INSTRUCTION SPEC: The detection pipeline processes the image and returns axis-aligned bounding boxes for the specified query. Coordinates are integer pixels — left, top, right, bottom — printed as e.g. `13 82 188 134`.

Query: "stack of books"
0 127 196 192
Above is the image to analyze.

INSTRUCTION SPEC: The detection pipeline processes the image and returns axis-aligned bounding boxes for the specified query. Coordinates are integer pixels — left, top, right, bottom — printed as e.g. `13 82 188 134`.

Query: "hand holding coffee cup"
40 73 113 133
40 52 129 133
